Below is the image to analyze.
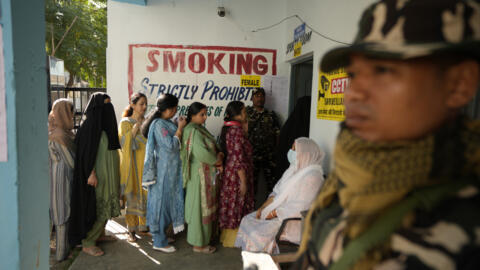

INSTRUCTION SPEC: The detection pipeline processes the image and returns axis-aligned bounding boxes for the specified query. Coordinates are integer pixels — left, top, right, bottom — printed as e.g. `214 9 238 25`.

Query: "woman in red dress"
218 101 254 247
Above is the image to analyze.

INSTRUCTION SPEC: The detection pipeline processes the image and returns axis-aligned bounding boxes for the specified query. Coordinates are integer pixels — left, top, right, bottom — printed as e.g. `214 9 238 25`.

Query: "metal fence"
49 86 106 130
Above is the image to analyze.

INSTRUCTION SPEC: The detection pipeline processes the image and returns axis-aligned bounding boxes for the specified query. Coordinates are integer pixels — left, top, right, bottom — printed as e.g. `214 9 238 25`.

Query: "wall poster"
128 44 277 136
316 68 348 121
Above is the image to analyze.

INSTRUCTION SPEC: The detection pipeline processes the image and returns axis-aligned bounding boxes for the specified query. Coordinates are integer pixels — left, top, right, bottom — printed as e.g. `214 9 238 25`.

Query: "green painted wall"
0 0 49 269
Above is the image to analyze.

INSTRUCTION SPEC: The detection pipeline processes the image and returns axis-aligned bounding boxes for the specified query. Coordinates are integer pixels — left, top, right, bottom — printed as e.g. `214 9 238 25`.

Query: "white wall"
107 0 375 172
107 0 289 124
284 0 375 172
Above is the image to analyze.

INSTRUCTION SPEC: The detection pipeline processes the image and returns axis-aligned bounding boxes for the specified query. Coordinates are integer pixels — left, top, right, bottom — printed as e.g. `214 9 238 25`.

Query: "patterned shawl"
181 123 219 224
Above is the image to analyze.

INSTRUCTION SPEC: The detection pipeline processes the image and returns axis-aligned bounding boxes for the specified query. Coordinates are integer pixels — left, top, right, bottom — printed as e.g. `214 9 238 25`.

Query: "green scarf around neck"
299 117 480 268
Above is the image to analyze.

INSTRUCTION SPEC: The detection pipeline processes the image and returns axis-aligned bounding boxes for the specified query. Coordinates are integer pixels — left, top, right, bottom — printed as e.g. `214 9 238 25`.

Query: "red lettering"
331 79 338 94
145 49 272 75
207 53 226 74
188 52 206 73
163 51 185 72
236 53 253 75
253 55 268 75
331 77 349 94
229 54 235 74
146 50 160 72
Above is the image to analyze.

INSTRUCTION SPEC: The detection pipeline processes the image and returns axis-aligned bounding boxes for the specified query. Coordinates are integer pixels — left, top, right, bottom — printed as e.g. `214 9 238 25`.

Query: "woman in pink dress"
218 101 254 247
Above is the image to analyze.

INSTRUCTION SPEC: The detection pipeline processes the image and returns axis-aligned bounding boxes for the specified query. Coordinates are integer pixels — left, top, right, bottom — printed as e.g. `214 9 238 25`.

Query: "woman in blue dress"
141 93 187 253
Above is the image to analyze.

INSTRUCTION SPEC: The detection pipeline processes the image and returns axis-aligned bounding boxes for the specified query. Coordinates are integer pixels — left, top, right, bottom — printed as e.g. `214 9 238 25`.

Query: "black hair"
219 101 245 159
141 93 179 138
186 102 207 124
123 92 147 117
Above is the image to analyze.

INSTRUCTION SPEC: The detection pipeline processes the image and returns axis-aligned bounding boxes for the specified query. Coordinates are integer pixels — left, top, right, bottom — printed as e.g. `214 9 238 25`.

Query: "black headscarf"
69 92 121 246
274 96 311 181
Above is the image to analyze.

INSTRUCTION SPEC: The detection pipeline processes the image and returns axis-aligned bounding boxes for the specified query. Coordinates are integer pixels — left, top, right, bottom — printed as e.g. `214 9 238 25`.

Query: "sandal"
153 245 176 253
82 246 104 257
137 231 151 236
96 235 117 243
193 245 216 254
127 231 137 243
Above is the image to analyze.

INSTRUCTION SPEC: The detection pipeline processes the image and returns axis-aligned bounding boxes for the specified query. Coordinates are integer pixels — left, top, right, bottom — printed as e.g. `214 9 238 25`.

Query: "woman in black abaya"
69 93 121 256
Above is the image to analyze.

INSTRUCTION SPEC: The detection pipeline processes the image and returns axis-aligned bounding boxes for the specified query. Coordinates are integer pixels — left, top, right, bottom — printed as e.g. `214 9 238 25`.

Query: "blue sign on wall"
294 23 305 41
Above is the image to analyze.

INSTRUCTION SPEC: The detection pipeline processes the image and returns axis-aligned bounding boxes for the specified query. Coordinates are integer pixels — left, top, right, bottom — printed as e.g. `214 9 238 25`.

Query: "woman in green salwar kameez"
181 102 224 254
70 93 121 257
82 130 121 249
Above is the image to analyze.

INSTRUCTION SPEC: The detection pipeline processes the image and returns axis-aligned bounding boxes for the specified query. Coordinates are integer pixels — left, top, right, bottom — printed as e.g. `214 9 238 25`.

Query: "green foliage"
46 0 107 87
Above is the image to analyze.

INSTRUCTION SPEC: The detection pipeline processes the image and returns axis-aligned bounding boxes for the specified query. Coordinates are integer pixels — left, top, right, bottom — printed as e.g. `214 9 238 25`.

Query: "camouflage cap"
320 0 480 72
252 87 266 96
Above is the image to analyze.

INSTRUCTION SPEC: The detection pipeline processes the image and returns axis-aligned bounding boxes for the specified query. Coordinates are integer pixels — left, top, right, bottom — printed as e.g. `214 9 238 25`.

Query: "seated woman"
234 137 325 254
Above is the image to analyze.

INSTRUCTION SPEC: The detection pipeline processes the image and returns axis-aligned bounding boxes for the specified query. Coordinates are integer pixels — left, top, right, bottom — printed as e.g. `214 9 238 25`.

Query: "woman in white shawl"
234 137 325 254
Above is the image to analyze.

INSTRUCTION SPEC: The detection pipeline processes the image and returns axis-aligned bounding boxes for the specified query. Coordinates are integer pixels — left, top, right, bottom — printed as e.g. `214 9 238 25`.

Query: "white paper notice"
263 75 289 122
0 26 7 162
241 251 278 270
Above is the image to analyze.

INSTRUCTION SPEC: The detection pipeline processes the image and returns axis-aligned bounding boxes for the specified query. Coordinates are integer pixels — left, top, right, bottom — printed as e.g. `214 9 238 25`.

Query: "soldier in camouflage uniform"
294 0 480 269
246 87 281 195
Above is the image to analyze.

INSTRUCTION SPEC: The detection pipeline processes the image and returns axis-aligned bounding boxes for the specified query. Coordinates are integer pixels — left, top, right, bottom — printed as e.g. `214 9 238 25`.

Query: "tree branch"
52 16 78 56
51 24 55 55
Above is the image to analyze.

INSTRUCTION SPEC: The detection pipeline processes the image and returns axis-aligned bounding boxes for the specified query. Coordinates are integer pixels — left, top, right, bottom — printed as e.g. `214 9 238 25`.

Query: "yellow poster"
317 68 348 121
293 42 302 57
240 75 261 87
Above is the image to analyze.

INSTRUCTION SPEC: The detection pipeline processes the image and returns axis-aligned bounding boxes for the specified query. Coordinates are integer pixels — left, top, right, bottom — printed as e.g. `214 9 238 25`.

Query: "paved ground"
49 171 271 270
67 216 243 270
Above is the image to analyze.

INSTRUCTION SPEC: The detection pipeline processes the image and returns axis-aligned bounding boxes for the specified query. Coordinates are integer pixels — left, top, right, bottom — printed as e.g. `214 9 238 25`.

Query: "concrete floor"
49 171 271 270
68 216 243 270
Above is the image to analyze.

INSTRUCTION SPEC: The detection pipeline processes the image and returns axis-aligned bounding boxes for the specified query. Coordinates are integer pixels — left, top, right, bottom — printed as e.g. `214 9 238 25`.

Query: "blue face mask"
287 149 296 165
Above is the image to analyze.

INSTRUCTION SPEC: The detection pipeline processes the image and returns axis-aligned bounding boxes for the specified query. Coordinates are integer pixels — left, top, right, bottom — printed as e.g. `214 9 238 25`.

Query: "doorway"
289 56 313 114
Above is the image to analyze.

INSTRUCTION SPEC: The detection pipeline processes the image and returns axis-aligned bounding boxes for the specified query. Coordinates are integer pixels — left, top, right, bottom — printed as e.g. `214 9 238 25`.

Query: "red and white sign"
330 77 349 94
128 44 277 136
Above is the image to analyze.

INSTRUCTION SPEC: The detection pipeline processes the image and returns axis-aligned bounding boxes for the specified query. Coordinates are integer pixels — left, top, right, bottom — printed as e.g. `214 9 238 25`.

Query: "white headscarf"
261 137 325 220
294 137 325 171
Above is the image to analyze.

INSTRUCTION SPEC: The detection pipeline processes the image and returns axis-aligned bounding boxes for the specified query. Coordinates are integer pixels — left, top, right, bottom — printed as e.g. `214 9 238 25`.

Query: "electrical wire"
251 14 351 45
251 15 298 33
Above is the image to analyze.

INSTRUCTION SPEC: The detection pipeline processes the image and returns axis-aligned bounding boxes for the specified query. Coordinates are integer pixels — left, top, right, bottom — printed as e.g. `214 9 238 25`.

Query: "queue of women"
48 92 325 261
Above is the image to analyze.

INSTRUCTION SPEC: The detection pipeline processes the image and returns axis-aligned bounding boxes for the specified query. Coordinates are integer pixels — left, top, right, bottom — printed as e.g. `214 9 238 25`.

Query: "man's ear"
445 60 480 108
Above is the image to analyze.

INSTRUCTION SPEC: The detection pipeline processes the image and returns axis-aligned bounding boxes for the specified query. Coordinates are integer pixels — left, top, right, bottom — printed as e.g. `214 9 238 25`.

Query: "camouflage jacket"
246 106 280 161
